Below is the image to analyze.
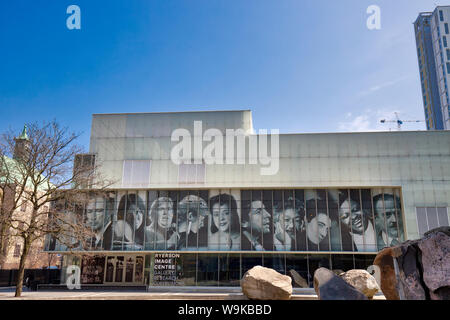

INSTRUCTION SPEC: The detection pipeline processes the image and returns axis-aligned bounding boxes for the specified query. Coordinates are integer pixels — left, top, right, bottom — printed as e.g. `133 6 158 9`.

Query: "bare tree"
0 121 112 297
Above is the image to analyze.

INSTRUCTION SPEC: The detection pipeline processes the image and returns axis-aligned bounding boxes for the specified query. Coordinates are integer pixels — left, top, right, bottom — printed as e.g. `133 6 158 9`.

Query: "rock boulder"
373 227 450 300
340 269 380 299
313 267 368 300
241 266 292 300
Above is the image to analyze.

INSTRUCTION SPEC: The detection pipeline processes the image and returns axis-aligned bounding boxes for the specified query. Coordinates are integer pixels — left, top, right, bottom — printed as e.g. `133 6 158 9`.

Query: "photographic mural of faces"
208 193 241 250
84 192 115 250
373 192 404 249
273 193 304 251
113 193 146 250
48 188 404 253
337 190 377 252
241 191 273 251
176 193 209 250
145 195 177 250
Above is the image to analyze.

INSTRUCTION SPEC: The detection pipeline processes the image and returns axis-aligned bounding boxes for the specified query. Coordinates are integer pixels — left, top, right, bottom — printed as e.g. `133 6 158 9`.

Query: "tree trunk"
0 223 10 269
15 237 31 297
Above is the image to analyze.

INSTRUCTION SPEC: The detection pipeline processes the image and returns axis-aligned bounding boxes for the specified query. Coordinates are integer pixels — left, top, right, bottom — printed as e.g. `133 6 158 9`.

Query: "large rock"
373 247 400 300
313 267 368 300
288 269 308 288
340 269 380 299
418 230 450 300
373 227 450 300
241 266 292 300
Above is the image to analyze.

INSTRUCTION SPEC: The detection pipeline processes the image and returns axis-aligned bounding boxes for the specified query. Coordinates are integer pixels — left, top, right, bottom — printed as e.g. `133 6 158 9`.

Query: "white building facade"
46 110 450 288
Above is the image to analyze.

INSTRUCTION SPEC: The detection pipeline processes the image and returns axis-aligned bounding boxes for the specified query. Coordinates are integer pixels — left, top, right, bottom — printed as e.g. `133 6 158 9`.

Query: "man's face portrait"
188 210 205 233
306 212 331 245
339 199 368 235
281 208 301 238
156 200 174 229
375 197 400 238
86 198 105 231
249 200 271 234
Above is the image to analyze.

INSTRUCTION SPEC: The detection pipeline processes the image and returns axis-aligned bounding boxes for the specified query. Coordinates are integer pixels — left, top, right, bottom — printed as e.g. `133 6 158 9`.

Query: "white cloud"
358 76 411 97
338 108 425 132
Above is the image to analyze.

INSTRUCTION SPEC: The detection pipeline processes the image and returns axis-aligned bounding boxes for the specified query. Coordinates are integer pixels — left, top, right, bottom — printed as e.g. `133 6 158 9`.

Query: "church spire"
17 125 29 141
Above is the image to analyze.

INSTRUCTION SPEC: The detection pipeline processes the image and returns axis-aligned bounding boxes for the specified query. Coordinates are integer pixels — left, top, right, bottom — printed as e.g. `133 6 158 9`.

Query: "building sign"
152 253 181 286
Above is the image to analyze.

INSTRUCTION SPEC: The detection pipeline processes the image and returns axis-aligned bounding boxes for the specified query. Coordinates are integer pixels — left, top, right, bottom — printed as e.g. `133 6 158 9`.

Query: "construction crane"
380 112 424 131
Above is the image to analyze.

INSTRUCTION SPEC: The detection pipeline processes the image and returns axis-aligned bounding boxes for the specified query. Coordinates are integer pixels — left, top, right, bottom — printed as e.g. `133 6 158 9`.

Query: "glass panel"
354 254 375 270
361 189 376 252
294 190 307 251
338 189 354 251
331 254 354 274
394 189 405 242
426 207 439 230
241 254 262 275
135 256 144 283
305 189 318 251
328 189 341 251
308 254 331 288
263 254 285 275
115 256 124 282
177 253 196 286
80 256 105 284
144 254 152 285
416 207 428 237
197 254 218 286
218 253 240 287
113 193 127 250
105 256 115 282
286 254 308 288
316 190 330 251
437 207 449 227
125 256 134 282
262 199 273 251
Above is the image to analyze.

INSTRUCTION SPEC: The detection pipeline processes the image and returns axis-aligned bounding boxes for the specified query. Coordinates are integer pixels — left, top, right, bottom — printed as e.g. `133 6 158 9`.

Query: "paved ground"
0 287 386 300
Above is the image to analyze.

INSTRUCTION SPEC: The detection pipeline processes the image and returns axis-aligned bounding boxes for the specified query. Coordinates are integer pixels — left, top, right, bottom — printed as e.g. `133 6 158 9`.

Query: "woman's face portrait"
156 200 174 229
212 202 231 232
306 212 331 245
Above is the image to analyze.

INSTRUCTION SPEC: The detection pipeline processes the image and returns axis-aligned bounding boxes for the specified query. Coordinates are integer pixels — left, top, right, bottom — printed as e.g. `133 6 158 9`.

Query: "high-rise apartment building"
414 6 450 130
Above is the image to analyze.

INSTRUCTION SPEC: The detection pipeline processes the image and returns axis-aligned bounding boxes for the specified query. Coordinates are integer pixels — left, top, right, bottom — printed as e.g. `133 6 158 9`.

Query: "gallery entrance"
104 255 144 284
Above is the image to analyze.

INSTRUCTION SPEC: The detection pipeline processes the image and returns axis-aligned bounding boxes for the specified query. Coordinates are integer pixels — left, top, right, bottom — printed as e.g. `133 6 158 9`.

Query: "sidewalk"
0 289 385 300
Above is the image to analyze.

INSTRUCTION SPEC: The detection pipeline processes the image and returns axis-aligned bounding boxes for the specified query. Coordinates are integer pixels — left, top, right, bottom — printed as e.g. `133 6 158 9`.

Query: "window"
122 160 151 187
440 10 444 22
444 36 448 48
447 62 450 74
178 162 206 184
445 23 449 34
416 207 449 237
20 202 27 212
13 244 21 258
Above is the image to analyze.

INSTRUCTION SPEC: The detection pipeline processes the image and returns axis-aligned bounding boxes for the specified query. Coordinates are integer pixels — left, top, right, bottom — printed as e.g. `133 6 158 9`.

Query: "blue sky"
0 0 445 150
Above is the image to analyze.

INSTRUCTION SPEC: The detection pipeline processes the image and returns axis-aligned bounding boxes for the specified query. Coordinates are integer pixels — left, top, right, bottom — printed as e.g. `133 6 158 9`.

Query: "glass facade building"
415 6 450 130
46 110 450 288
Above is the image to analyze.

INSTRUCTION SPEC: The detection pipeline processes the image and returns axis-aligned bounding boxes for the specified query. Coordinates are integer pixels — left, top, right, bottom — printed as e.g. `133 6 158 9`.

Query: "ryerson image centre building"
46 110 450 288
